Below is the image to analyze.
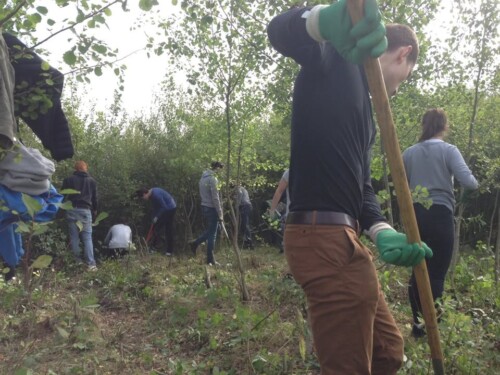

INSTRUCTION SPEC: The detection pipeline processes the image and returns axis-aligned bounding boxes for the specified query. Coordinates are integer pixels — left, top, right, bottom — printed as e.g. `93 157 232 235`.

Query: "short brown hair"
134 188 149 198
211 161 224 170
419 108 448 142
74 160 88 172
386 24 419 64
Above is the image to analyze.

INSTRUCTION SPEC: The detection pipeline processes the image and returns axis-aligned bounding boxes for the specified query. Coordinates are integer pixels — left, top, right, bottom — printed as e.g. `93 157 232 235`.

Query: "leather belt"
286 211 359 231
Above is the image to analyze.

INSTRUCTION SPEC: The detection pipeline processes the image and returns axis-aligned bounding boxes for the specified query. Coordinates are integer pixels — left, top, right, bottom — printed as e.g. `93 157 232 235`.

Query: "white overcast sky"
36 1 180 116
35 1 451 116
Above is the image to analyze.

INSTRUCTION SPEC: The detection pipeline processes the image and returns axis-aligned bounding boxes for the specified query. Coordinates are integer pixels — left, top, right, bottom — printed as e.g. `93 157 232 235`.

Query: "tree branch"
0 0 29 29
62 46 143 77
30 0 122 50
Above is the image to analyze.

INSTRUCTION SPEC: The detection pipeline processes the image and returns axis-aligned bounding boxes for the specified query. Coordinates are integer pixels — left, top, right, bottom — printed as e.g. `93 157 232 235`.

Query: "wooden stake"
347 1 445 373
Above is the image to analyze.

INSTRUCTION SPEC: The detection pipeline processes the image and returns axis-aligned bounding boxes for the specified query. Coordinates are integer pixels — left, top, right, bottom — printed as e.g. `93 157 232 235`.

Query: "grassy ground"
0 243 498 374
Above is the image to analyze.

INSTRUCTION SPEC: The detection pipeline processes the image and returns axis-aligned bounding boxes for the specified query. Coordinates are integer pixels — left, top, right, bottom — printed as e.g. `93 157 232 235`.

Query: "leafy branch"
0 0 29 28
30 0 123 50
63 47 143 77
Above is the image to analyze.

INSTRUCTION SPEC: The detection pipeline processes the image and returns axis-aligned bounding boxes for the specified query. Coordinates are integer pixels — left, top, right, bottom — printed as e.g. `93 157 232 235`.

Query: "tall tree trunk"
182 192 196 250
487 189 499 250
450 201 464 290
222 37 250 300
495 202 500 285
235 132 246 247
449 13 487 282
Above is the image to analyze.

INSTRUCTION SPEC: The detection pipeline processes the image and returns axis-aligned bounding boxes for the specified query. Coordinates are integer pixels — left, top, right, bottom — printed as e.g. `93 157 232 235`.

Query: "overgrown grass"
0 243 498 374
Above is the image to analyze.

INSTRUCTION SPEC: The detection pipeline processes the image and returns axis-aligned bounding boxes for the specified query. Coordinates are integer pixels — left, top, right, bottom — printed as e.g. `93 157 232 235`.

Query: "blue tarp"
0 184 63 267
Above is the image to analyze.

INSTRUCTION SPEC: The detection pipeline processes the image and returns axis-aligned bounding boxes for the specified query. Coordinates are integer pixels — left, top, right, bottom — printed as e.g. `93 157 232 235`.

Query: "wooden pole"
145 224 154 244
347 1 445 373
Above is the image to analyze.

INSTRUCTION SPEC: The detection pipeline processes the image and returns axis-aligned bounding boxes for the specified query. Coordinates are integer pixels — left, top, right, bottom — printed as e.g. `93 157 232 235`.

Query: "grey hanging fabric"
0 141 55 195
0 32 17 158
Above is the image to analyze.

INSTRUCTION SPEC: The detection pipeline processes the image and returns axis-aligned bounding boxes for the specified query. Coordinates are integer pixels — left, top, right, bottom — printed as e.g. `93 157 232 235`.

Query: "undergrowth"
0 243 498 374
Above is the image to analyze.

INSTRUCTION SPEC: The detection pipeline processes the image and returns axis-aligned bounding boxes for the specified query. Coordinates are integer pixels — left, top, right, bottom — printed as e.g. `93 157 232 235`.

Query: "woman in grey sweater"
403 108 478 338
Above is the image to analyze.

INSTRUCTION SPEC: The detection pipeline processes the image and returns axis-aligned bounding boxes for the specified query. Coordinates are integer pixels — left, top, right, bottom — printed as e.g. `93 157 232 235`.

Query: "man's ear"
397 45 412 62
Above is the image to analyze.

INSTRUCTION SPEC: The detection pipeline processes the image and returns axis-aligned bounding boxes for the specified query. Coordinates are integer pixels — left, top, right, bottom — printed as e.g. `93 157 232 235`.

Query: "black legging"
154 208 177 254
408 203 454 324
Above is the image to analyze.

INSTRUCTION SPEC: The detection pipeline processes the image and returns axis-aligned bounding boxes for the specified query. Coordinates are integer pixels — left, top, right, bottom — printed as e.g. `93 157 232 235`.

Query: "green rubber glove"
318 0 387 64
376 229 433 267
269 210 281 221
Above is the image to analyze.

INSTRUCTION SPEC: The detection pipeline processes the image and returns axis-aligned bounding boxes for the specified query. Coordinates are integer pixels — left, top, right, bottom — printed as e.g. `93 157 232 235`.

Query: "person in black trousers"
136 187 177 256
403 109 478 337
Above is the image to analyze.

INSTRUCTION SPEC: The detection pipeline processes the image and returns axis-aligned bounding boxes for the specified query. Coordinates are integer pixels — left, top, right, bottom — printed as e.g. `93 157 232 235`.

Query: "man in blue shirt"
136 187 176 256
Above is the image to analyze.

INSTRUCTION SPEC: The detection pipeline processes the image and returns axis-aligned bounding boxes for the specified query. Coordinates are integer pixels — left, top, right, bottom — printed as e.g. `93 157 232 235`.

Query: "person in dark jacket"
136 187 177 256
62 160 98 270
267 1 432 373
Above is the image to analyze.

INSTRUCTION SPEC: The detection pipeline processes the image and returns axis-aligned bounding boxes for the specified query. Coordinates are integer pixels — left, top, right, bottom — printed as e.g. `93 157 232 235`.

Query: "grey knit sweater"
403 139 478 212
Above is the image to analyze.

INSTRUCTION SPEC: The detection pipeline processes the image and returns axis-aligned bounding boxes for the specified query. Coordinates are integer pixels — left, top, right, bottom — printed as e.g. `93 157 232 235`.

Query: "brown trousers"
284 224 403 375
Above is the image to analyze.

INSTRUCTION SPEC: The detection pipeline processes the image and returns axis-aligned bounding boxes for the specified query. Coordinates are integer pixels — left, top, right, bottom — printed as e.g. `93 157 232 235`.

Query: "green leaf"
251 355 267 372
47 19 55 26
55 325 69 339
29 13 42 24
92 212 109 226
36 6 48 15
139 0 155 11
31 255 53 269
92 44 107 54
63 50 77 65
15 221 30 233
201 15 213 26
94 66 103 76
57 201 75 211
72 342 87 350
33 224 50 236
14 368 33 375
80 294 99 307
299 336 306 361
95 15 105 24
59 189 80 195
22 194 42 217
76 10 85 23
78 44 89 54
104 8 112 16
